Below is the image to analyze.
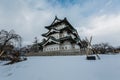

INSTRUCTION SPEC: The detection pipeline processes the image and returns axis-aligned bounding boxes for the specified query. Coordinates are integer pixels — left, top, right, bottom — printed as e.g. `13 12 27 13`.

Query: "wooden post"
0 51 4 57
86 48 89 57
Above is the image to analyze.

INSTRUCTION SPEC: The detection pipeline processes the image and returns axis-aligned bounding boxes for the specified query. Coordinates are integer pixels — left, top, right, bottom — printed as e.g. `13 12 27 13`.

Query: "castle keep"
42 16 80 52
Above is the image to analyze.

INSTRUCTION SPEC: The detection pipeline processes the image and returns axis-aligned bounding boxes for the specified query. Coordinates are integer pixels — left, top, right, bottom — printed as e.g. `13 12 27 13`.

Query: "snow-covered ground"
0 54 120 80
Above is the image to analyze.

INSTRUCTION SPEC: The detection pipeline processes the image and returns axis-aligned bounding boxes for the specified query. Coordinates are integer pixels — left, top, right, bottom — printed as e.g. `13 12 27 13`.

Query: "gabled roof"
51 16 62 25
43 41 58 46
42 35 80 46
60 26 80 39
42 36 60 46
42 28 60 37
45 16 62 29
45 16 76 31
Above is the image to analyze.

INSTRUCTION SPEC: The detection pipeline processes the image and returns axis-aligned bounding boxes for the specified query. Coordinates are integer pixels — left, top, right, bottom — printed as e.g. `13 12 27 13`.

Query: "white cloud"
78 14 120 46
0 0 120 47
0 0 53 45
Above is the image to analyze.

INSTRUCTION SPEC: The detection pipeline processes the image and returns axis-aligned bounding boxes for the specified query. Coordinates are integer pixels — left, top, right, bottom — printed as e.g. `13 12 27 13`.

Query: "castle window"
65 47 67 50
63 34 64 37
62 47 64 50
73 46 75 49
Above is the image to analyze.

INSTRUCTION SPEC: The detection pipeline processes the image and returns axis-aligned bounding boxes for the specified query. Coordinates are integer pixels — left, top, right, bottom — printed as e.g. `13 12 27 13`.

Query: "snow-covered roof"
45 16 76 31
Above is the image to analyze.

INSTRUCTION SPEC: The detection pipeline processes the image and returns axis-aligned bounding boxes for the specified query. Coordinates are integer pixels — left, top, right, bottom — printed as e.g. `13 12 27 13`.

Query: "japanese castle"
42 16 80 52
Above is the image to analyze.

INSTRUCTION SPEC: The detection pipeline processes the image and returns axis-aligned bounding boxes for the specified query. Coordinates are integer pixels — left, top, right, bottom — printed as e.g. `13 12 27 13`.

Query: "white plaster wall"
63 31 68 37
60 42 80 51
48 33 60 39
75 44 80 49
70 33 76 39
43 44 60 52
60 41 73 50
43 42 80 52
56 24 66 30
60 31 69 38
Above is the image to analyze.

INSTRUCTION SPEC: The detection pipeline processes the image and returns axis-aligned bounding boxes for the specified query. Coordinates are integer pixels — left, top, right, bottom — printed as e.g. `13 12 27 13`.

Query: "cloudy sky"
0 0 120 47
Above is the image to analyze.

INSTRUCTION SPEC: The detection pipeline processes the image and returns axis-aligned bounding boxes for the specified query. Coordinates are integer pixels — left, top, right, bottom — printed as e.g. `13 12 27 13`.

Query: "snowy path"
0 55 120 80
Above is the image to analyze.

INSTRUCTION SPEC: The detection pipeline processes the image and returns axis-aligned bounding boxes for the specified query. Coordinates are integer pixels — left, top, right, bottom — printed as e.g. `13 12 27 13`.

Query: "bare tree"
93 43 113 54
0 29 22 56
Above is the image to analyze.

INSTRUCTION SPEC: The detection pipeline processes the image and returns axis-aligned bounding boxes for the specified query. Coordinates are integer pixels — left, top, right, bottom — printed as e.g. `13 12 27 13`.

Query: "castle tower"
42 16 80 52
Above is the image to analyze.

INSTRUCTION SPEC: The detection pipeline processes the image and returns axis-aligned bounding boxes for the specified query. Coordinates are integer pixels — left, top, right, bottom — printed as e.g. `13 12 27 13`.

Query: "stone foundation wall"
26 49 86 56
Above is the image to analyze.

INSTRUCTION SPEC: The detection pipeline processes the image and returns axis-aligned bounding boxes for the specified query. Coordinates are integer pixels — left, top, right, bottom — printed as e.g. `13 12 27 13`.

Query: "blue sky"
0 0 120 47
